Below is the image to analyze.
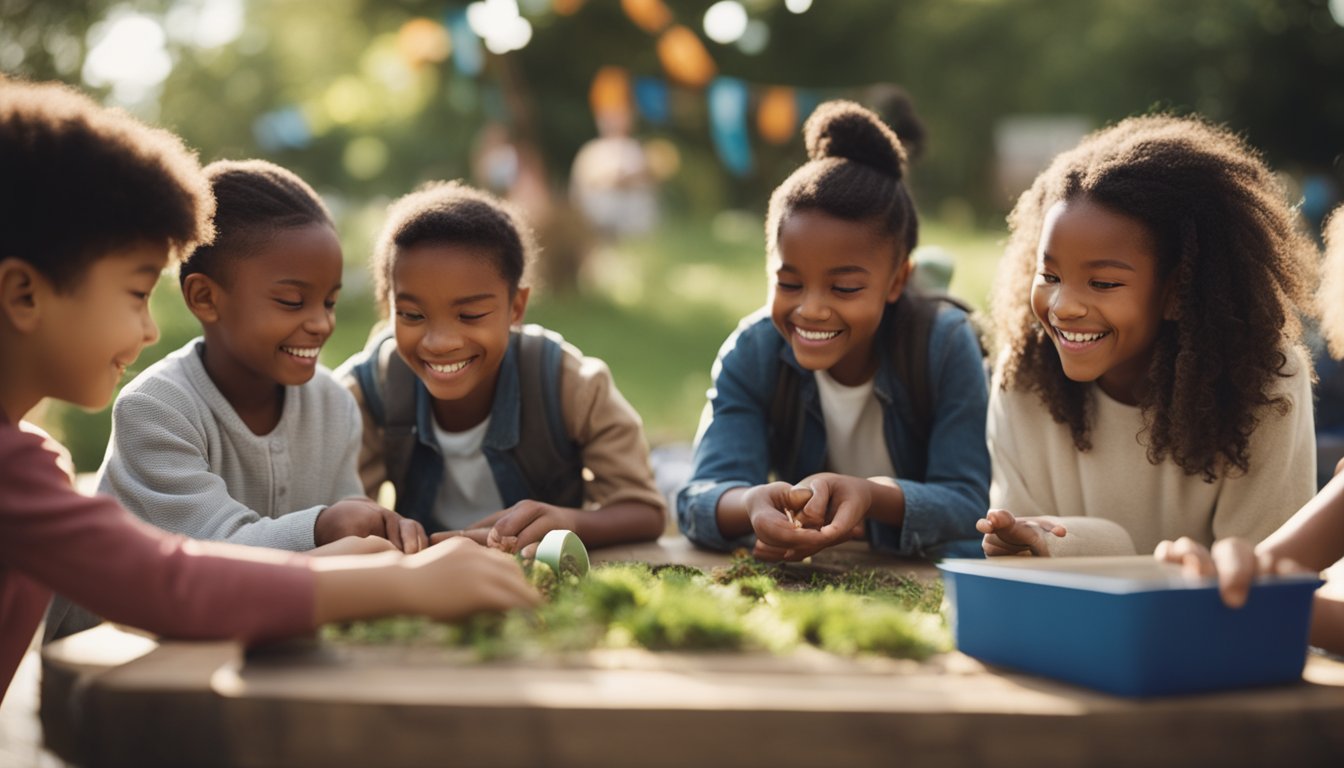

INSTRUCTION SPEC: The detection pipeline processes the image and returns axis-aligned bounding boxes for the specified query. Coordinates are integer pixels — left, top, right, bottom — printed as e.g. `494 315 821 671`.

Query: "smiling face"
390 243 528 432
190 223 344 399
1031 197 1169 404
770 209 909 385
33 241 167 411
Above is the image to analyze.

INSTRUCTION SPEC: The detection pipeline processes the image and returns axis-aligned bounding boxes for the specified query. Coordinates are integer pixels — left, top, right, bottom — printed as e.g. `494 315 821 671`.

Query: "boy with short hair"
0 78 536 699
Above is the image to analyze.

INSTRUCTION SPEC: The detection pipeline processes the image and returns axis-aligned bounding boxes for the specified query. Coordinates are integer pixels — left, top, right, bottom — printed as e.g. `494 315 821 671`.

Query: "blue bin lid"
938 555 1322 595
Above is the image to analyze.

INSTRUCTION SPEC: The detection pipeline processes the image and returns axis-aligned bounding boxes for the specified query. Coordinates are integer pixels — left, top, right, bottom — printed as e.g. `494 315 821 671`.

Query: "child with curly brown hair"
1152 206 1344 655
977 115 1319 558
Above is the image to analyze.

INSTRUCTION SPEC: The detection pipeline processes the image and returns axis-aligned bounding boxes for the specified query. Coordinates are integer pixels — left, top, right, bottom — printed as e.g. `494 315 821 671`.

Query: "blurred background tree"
4 0 1343 469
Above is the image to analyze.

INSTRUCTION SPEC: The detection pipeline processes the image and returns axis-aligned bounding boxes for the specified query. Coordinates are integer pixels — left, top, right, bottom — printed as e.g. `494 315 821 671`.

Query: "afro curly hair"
1318 205 1344 358
0 77 213 291
990 114 1318 482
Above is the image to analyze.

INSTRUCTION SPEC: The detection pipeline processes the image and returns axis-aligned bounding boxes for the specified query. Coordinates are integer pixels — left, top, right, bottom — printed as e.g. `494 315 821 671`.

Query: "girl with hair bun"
676 100 990 561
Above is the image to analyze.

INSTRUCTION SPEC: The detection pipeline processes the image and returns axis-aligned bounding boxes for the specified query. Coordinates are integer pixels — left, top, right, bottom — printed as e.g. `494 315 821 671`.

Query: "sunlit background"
4 0 1344 470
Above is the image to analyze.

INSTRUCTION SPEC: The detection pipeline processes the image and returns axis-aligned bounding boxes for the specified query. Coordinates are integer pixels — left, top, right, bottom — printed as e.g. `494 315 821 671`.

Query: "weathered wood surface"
41 537 1344 768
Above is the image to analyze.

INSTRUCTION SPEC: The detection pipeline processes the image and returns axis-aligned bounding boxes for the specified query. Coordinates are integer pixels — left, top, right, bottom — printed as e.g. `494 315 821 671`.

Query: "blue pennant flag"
634 77 670 125
708 77 752 177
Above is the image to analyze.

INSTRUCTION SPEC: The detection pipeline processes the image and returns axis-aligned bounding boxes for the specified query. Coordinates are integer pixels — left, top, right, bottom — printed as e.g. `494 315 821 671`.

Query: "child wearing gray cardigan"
97 337 365 550
45 160 426 640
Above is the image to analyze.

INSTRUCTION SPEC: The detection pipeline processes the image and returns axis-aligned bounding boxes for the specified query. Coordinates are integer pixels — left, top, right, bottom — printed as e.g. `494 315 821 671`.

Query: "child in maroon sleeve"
0 77 537 700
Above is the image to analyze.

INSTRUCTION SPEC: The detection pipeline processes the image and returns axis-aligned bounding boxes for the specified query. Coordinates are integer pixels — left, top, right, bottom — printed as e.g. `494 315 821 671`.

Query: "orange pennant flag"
657 25 717 88
622 0 673 33
589 66 632 120
758 86 798 145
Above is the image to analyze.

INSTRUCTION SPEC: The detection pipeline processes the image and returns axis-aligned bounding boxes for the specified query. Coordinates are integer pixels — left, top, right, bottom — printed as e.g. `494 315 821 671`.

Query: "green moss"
324 555 949 661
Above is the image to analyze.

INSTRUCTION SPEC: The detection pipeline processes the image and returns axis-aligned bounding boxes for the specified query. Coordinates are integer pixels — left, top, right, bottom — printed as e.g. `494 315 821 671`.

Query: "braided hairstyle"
766 100 918 265
991 114 1317 481
0 77 212 290
371 180 535 315
178 159 333 288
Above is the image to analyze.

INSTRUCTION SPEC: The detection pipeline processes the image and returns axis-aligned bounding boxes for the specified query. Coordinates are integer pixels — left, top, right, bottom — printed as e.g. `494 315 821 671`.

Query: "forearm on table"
1310 591 1344 655
865 476 906 529
1257 473 1344 570
310 551 410 625
714 486 753 539
570 500 664 547
1040 516 1137 556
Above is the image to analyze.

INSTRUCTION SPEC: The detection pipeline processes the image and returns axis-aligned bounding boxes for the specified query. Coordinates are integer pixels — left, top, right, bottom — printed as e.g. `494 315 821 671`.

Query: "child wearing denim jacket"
677 101 989 561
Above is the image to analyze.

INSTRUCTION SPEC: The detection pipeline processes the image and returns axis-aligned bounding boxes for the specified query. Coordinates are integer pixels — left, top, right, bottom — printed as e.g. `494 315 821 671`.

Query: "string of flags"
253 0 850 178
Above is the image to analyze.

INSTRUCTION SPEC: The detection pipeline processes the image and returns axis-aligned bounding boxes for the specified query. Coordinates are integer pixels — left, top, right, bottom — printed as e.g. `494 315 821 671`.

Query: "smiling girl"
87 160 423 556
978 115 1319 557
676 100 989 561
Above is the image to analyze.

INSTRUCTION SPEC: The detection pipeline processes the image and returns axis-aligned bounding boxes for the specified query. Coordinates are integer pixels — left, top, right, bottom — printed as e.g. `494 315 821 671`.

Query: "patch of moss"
323 555 949 661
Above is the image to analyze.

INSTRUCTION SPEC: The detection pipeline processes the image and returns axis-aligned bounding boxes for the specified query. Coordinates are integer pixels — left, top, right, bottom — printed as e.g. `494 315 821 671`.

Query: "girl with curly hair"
978 115 1319 557
1151 206 1344 655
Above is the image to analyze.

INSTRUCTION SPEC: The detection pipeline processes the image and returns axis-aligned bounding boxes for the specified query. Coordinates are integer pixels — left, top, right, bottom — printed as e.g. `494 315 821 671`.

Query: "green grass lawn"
42 214 1006 471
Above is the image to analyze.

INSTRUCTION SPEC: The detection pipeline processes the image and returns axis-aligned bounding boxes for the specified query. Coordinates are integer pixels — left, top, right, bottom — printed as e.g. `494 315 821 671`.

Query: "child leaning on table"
336 181 665 555
0 77 536 698
676 100 990 562
43 158 431 640
1154 206 1344 656
96 158 425 554
977 115 1319 558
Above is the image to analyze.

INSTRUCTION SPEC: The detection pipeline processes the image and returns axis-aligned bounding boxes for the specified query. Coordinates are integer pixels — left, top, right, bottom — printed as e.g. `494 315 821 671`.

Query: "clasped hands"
742 473 868 561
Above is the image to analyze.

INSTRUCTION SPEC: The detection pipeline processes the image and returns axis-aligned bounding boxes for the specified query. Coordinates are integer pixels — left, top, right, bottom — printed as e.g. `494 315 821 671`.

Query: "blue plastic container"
937 556 1321 697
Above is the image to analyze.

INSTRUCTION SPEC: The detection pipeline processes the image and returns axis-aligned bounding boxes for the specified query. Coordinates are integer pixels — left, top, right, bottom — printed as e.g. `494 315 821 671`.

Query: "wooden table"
40 537 1344 767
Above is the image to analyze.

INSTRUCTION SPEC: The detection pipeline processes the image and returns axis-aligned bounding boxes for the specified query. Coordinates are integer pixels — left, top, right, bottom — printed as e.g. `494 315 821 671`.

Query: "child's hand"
429 529 493 547
316 497 429 554
401 538 541 618
478 500 579 556
742 482 829 561
310 535 400 557
428 509 511 549
976 509 1066 557
1153 536 1309 608
793 473 873 542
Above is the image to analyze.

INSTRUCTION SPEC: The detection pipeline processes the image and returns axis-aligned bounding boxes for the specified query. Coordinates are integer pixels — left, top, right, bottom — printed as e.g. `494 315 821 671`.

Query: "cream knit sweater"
988 347 1316 556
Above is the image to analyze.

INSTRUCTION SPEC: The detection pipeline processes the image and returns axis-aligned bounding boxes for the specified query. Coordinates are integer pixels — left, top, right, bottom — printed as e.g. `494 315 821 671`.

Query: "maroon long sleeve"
1 415 316 697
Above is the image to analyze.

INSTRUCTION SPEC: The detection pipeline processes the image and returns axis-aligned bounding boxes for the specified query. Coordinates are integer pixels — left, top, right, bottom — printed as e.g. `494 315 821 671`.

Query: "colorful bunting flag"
708 76 752 176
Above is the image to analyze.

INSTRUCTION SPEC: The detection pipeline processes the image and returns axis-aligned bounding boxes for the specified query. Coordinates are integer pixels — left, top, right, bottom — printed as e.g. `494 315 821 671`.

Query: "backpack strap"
889 292 939 458
764 291 974 484
889 290 977 479
767 360 803 482
381 339 420 493
349 329 419 494
513 325 585 507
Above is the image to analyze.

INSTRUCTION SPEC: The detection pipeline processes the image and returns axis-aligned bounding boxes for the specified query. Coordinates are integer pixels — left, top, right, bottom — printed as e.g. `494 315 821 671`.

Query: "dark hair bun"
804 100 906 180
